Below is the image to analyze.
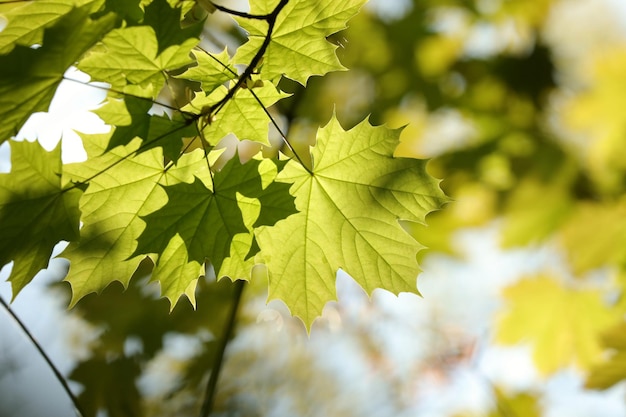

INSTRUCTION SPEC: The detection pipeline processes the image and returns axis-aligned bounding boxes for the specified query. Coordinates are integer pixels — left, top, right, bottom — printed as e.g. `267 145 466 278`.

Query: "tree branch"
199 279 246 417
0 295 86 417
206 0 289 118
209 1 273 20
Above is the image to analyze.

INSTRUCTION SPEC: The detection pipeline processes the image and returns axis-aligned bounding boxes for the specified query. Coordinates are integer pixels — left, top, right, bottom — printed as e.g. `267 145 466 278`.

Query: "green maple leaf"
0 4 116 142
135 155 296 293
102 0 143 22
175 49 237 92
94 96 198 161
61 134 208 306
185 83 289 145
142 0 204 53
0 140 81 297
77 25 199 98
0 0 83 54
255 116 448 328
234 0 366 84
496 275 621 374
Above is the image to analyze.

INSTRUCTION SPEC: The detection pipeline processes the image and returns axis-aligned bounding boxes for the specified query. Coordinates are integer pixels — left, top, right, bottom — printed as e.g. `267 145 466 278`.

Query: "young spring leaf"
234 0 366 84
256 116 449 329
0 140 81 296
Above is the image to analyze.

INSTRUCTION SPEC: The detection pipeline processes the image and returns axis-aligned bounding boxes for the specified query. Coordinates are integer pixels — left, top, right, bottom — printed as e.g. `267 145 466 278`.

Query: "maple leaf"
496 275 621 374
61 134 208 306
0 140 81 297
255 116 449 329
77 25 199 98
142 0 204 53
0 0 77 54
94 96 198 161
234 0 366 85
135 155 297 295
175 49 237 92
185 83 289 145
0 4 116 141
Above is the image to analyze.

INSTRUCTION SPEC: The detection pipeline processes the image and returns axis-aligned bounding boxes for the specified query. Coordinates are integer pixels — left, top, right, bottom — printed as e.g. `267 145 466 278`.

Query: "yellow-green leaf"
256 115 448 329
496 275 620 374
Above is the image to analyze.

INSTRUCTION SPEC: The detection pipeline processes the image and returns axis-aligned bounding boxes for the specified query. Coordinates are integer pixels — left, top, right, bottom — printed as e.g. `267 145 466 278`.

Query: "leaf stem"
0 295 86 417
199 279 246 417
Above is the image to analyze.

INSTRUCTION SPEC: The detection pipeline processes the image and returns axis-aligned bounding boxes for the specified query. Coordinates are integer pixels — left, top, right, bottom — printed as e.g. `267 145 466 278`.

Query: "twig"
206 0 289 118
0 295 86 417
209 1 273 20
199 279 246 417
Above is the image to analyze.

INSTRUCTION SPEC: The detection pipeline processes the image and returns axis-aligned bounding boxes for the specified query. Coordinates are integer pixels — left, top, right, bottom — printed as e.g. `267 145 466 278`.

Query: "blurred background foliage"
3 0 626 416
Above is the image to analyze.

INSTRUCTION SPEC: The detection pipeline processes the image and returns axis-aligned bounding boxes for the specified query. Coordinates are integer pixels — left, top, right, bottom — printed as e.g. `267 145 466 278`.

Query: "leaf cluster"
0 0 448 331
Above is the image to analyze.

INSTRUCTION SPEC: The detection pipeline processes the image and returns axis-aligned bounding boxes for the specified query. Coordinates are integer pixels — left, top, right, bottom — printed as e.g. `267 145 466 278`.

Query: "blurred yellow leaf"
501 178 573 247
415 35 462 77
586 321 626 390
496 275 620 374
564 47 626 193
489 386 541 417
559 199 626 274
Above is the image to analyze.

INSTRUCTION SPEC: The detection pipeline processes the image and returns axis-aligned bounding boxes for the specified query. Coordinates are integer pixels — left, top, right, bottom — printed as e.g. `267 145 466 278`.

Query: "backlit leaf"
77 25 199 98
61 134 207 306
94 96 198 161
135 156 297 294
0 5 116 141
186 83 289 145
0 140 81 296
234 0 366 84
175 48 237 92
256 115 448 329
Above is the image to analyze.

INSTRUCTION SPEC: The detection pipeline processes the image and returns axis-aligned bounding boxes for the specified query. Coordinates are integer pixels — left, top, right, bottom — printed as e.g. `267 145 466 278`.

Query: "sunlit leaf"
0 140 81 296
61 134 208 306
135 156 297 293
234 0 366 84
176 48 237 92
78 25 199 98
0 5 116 141
256 115 448 329
186 83 289 145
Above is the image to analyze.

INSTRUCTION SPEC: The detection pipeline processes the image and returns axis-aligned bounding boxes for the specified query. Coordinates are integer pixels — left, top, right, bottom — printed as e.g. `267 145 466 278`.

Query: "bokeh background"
2 0 626 415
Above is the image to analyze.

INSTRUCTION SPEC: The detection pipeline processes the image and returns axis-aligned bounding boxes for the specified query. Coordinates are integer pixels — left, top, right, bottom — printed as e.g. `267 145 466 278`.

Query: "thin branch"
204 0 289 119
199 280 246 417
65 121 194 192
62 76 186 115
209 1 273 20
0 295 86 417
